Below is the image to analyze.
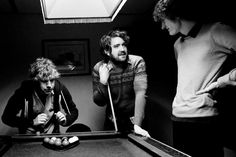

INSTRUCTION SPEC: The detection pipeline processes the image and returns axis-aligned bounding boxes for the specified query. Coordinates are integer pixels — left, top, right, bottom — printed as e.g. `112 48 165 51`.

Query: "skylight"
40 0 127 24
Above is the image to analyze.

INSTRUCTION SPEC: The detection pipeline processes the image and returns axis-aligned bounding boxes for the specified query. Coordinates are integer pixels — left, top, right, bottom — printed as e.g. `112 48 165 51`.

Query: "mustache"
118 51 127 56
44 89 53 93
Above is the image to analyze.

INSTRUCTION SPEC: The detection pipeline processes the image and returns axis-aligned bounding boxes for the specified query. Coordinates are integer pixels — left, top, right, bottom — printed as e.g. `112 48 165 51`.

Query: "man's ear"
104 50 110 56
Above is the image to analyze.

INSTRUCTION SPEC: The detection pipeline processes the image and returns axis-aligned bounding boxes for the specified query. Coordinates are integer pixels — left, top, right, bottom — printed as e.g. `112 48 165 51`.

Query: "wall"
0 12 160 135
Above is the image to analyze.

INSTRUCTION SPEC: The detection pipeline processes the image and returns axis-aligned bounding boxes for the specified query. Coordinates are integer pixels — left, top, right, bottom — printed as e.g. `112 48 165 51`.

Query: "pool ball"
68 136 79 144
62 139 69 146
55 138 62 146
44 137 50 143
62 137 68 141
51 137 57 141
36 131 40 136
49 138 56 145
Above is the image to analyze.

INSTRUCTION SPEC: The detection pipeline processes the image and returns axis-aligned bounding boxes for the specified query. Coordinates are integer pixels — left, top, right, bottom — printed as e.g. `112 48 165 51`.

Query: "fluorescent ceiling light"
40 0 127 24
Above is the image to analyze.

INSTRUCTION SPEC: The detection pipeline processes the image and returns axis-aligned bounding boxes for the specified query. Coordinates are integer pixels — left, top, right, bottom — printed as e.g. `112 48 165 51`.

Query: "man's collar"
186 23 203 38
180 23 202 41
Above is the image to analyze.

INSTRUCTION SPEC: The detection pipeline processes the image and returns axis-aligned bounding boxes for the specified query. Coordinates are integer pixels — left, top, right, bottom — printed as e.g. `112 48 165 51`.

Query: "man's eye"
49 79 55 83
40 80 48 83
40 79 55 83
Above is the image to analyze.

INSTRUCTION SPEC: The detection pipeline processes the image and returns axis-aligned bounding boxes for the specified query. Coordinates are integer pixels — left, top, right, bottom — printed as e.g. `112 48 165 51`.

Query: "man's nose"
46 81 52 88
120 45 126 51
161 22 166 30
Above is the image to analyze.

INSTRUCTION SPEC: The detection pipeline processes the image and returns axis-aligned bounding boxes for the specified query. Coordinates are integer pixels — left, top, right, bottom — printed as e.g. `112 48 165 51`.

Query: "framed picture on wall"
42 39 90 76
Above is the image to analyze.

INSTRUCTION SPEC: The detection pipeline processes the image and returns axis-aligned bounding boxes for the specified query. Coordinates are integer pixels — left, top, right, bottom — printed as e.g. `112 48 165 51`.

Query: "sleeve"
1 81 33 128
212 23 236 86
92 63 109 106
229 69 236 81
60 84 79 126
217 68 236 87
212 22 236 54
133 57 148 126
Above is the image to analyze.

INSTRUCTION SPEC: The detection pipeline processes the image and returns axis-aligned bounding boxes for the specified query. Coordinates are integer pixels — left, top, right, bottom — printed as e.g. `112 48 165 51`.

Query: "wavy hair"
29 57 60 81
153 0 203 23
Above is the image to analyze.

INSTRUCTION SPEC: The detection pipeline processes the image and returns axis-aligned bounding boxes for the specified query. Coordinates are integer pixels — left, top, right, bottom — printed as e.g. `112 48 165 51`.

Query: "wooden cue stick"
60 91 71 115
107 84 118 132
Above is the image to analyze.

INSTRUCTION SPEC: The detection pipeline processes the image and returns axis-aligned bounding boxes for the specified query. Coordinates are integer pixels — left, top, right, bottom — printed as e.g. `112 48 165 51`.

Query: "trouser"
172 117 224 157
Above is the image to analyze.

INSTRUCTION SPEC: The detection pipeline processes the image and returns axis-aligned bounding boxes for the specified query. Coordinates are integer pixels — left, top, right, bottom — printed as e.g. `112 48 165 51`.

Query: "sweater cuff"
134 116 144 126
229 69 236 81
217 73 230 86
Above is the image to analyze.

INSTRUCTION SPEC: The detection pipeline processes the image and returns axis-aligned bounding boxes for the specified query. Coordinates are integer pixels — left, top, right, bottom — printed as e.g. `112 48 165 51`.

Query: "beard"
110 54 129 69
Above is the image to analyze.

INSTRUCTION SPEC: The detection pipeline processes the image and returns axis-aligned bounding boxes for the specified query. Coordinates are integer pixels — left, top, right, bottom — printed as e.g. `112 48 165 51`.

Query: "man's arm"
196 68 236 95
59 84 78 126
92 63 109 106
134 90 146 126
133 57 148 126
196 23 236 95
2 83 32 128
133 57 150 137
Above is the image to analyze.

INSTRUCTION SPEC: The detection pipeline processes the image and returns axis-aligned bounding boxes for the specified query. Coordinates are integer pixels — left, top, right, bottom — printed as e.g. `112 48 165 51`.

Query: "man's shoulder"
93 60 105 70
128 54 144 62
206 22 235 34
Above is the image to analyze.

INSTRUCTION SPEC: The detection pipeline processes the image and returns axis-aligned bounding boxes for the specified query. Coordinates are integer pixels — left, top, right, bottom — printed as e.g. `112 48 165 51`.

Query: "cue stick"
107 84 118 132
60 91 71 115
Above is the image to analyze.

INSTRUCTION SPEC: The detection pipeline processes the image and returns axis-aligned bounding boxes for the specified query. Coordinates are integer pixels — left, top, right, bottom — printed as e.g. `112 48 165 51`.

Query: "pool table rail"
128 134 191 157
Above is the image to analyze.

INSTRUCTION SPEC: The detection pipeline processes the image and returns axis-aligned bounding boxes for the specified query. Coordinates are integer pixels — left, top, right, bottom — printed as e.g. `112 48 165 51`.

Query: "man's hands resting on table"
134 125 150 138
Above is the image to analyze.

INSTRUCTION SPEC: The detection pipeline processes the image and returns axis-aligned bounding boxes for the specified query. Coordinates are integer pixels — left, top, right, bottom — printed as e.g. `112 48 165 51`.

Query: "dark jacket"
1 79 78 133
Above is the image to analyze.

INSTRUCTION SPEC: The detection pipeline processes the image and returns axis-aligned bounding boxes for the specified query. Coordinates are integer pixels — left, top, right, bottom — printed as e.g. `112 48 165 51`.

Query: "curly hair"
153 0 203 23
153 0 179 22
29 57 60 81
100 30 130 62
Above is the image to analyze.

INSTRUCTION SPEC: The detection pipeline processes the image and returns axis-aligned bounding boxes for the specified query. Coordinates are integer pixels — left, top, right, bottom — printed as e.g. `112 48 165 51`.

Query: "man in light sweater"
153 0 236 156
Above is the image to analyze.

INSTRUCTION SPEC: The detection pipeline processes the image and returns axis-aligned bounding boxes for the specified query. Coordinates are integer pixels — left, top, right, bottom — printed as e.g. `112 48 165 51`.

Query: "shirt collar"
180 23 202 42
186 23 203 38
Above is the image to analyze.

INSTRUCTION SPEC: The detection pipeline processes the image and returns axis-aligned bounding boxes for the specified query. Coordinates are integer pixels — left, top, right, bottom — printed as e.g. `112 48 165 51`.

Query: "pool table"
0 131 191 157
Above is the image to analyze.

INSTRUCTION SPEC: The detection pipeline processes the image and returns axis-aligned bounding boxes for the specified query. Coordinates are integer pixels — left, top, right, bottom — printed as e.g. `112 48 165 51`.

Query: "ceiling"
0 0 157 15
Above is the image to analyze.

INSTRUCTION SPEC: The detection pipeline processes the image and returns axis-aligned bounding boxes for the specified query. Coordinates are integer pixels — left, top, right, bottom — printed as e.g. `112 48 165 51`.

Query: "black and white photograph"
0 0 236 156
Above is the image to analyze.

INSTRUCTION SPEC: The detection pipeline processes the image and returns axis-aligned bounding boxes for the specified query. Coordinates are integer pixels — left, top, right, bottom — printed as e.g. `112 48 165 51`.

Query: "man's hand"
55 111 66 125
196 76 236 95
99 63 112 85
134 125 150 137
33 113 48 126
196 82 218 95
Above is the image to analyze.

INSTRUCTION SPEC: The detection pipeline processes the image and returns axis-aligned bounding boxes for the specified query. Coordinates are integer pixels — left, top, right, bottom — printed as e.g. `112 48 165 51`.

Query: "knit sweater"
92 54 147 130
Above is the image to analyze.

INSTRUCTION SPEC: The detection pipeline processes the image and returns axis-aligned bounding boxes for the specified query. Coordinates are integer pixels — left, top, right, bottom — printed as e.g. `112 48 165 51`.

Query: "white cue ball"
68 136 79 143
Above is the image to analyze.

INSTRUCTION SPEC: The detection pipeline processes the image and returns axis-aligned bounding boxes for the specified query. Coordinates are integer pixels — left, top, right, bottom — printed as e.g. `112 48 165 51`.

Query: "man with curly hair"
92 30 150 137
153 0 236 156
2 57 78 134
